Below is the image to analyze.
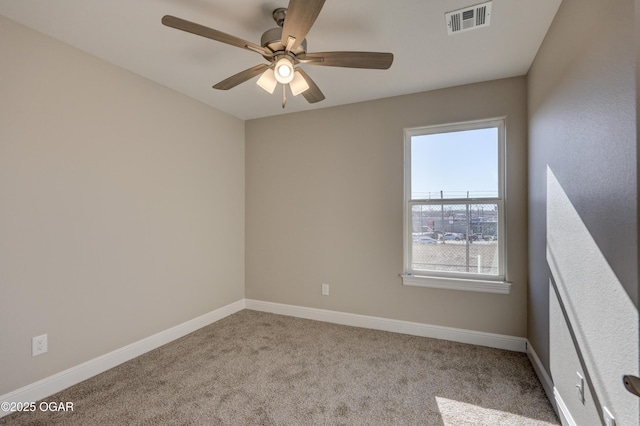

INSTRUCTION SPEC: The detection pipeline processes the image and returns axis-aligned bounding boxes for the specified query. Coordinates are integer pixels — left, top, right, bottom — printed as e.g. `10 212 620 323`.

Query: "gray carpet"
1 310 559 425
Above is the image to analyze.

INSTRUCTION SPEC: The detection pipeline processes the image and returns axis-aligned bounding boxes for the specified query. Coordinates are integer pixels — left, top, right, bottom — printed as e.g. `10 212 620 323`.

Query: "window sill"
401 274 512 294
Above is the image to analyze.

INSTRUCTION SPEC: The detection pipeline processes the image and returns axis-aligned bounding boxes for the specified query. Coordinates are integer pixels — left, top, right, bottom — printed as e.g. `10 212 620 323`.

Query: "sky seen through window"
410 128 498 199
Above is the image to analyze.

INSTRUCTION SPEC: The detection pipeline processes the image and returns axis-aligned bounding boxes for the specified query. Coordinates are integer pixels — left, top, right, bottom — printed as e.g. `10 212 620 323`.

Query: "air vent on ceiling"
445 1 492 35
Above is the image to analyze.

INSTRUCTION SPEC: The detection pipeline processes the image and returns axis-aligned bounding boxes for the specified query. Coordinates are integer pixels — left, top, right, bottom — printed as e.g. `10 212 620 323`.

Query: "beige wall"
246 77 528 336
0 17 245 394
0 11 531 399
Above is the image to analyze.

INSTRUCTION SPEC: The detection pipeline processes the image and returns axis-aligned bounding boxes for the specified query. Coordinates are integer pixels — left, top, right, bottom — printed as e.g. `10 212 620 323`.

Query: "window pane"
411 128 498 199
410 203 499 275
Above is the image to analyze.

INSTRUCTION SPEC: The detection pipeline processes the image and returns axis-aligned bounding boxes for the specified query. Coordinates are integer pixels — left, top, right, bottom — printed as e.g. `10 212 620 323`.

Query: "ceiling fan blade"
296 68 325 104
213 64 270 90
299 52 394 69
281 0 326 51
162 15 271 56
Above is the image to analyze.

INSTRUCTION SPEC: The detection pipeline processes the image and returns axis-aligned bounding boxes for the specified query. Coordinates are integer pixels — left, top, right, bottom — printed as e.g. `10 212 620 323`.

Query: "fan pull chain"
282 84 287 108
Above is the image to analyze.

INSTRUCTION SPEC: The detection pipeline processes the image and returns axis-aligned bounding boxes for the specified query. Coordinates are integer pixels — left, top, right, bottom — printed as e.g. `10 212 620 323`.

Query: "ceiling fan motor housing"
261 27 307 57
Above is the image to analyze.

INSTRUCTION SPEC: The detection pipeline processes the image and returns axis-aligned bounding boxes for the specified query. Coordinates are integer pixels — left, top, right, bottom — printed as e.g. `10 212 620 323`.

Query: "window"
402 119 510 294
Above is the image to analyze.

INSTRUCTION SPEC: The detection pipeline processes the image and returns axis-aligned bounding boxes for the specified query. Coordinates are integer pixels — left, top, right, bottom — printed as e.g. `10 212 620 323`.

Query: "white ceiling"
0 0 561 120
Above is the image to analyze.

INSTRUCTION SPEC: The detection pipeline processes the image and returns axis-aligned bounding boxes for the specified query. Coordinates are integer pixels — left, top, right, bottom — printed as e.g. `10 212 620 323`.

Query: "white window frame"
401 118 511 294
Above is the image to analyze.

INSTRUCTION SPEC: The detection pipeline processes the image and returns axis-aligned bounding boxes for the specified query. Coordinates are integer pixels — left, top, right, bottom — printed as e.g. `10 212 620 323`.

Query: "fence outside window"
410 200 500 275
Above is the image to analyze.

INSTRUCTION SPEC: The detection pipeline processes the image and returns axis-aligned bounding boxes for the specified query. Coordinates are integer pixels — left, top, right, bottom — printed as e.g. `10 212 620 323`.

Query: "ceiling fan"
162 0 394 108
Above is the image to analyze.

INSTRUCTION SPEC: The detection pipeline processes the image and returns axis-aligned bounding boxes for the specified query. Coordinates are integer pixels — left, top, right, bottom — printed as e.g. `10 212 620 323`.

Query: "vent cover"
445 1 492 35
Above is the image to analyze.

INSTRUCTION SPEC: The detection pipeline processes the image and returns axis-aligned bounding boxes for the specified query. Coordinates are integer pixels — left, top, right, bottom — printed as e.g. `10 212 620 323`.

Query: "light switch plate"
603 406 615 426
575 372 584 403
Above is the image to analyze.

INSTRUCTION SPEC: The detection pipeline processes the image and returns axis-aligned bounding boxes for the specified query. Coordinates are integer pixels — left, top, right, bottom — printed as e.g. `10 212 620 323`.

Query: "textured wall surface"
527 0 638 423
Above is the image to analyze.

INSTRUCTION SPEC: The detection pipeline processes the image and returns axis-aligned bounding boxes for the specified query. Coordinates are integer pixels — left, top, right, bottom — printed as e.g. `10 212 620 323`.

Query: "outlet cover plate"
32 334 48 356
321 283 329 296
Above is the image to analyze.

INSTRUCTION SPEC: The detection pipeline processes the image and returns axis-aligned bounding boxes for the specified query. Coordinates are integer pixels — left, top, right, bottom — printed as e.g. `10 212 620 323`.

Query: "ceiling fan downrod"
272 8 287 27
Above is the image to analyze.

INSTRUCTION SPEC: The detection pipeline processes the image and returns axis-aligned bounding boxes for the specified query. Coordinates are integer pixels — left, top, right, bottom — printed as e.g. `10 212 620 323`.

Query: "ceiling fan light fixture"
290 70 310 96
256 68 277 94
162 0 392 108
274 57 295 84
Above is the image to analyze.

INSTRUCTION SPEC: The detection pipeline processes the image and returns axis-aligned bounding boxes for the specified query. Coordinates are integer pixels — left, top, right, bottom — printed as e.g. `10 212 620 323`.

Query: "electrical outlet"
321 283 329 296
32 334 48 356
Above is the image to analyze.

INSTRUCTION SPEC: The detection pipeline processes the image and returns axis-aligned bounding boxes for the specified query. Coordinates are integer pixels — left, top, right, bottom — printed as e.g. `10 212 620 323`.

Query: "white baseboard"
245 299 527 352
1 298 531 419
0 299 245 418
526 341 577 425
554 387 577 426
526 340 556 411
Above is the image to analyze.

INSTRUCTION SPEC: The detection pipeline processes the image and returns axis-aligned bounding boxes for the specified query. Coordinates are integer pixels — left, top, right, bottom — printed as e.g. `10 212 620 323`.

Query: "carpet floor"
1 310 559 425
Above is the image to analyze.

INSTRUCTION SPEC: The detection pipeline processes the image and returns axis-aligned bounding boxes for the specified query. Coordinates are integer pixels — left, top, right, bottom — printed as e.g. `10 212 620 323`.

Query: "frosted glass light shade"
290 70 310 96
256 68 277 94
274 57 294 84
